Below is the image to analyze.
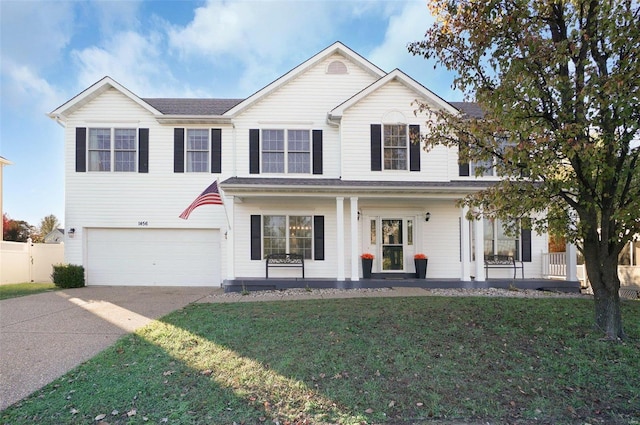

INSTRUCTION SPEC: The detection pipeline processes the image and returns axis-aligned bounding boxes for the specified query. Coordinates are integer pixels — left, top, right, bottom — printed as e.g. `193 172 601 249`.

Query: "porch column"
460 206 471 281
336 197 345 281
565 242 578 282
226 195 235 280
350 197 359 281
473 214 485 281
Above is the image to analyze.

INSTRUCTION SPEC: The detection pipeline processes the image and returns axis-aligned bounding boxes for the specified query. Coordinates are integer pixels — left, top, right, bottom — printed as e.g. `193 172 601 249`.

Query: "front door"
382 219 405 271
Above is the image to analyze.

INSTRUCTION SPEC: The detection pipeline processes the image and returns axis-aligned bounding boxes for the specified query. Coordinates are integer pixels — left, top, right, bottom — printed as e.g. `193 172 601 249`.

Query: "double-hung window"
186 129 209 172
484 218 520 259
88 128 137 172
261 129 310 174
383 124 408 170
263 215 313 259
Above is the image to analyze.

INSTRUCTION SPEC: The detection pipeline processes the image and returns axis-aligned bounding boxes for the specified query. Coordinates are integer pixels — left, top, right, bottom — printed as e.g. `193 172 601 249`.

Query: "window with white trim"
484 218 520 259
186 129 209 172
383 124 408 170
262 129 310 174
88 128 137 172
263 215 313 259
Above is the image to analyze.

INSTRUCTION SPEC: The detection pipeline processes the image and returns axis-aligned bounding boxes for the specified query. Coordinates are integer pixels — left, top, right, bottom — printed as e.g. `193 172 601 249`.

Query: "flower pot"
362 258 373 279
414 258 428 279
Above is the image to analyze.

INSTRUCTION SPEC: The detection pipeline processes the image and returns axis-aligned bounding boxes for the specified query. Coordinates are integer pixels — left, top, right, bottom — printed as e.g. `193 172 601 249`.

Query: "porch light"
425 212 431 222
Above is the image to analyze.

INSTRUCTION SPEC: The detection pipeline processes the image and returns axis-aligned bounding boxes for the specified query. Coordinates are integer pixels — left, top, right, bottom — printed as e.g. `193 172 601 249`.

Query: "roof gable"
224 41 387 116
49 76 161 121
329 69 458 119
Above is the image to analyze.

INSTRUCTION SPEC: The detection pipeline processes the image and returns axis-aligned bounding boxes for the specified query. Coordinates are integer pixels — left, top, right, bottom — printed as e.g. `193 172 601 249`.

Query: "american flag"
179 180 224 219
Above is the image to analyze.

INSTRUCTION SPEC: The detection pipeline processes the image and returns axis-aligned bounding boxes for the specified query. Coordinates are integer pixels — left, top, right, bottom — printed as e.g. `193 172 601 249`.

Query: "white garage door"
86 228 220 286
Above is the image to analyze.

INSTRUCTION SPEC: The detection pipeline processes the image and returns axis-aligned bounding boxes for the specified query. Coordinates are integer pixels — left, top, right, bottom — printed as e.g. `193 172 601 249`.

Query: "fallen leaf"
163 370 174 376
127 409 137 417
111 410 119 416
95 414 106 420
70 408 79 415
388 401 395 408
365 408 374 414
201 369 213 376
416 402 424 407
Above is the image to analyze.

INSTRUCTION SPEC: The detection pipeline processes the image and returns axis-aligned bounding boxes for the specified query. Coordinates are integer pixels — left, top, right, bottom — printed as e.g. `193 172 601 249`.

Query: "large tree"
410 0 639 339
38 214 60 240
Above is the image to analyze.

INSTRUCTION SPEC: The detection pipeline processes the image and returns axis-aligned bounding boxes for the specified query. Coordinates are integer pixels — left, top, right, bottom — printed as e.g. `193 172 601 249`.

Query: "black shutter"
370 124 382 171
521 227 532 262
409 124 420 171
312 130 323 175
249 129 260 174
459 162 470 176
211 128 222 173
75 127 86 172
250 215 262 260
314 215 325 260
138 128 149 173
174 128 184 173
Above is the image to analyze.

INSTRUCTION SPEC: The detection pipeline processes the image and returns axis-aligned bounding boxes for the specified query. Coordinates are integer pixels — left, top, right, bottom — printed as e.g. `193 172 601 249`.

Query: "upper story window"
186 129 209 172
88 128 137 172
383 124 408 170
261 129 310 174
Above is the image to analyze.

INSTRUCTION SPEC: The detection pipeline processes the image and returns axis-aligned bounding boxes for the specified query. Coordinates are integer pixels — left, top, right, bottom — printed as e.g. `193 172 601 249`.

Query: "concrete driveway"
0 286 214 411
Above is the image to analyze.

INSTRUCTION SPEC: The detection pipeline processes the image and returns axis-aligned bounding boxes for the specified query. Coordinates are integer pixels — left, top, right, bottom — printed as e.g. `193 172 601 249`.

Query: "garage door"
86 228 220 286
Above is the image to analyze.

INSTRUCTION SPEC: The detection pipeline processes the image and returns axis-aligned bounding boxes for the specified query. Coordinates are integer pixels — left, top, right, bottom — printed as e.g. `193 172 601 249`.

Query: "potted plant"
361 253 374 279
414 253 428 279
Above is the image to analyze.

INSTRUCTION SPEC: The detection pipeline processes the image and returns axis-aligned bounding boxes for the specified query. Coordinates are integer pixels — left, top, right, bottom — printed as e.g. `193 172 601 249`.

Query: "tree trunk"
584 245 625 340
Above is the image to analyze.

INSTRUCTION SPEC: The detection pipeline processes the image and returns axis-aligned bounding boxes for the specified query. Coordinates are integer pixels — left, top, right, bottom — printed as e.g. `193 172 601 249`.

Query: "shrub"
51 264 85 288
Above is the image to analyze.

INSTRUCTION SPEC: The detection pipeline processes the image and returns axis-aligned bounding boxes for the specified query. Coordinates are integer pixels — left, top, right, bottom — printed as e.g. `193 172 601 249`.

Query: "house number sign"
138 221 149 226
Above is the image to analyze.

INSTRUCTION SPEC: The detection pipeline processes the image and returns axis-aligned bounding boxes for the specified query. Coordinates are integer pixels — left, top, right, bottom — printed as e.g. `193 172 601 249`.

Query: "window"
114 129 136 171
186 129 209 172
484 218 520 259
261 129 310 174
88 128 137 172
383 124 407 170
469 136 510 177
263 215 313 259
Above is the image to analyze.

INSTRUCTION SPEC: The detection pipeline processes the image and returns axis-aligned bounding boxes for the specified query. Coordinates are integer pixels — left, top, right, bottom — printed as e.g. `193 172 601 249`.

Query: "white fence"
0 241 65 284
542 252 640 287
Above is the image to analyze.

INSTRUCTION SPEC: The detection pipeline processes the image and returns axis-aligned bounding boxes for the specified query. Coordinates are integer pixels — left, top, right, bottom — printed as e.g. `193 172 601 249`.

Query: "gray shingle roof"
142 98 244 115
449 102 484 118
142 97 479 118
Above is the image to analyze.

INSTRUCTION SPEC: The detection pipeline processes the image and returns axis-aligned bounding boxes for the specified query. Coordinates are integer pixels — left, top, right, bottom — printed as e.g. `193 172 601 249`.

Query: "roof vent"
327 60 348 74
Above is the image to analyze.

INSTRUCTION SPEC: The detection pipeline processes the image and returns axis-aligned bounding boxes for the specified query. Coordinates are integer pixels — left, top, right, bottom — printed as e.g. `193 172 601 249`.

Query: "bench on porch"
265 253 305 278
485 255 524 279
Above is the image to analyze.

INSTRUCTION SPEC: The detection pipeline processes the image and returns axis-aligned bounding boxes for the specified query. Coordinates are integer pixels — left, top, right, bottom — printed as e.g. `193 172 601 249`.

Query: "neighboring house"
44 228 64 244
48 42 551 287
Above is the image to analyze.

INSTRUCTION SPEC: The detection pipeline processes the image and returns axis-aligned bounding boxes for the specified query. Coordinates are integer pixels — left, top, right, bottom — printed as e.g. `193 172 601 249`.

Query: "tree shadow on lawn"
164 296 640 425
3 296 638 425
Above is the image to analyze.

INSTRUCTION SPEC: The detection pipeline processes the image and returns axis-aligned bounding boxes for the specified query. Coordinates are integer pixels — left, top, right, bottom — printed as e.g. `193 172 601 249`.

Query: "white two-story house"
49 42 561 289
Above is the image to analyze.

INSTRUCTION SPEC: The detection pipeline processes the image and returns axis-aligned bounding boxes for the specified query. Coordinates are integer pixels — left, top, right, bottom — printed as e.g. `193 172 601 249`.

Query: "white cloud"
1 59 62 112
368 1 461 100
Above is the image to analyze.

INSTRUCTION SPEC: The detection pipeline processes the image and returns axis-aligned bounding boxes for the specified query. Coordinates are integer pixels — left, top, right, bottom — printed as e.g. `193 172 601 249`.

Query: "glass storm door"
381 219 404 271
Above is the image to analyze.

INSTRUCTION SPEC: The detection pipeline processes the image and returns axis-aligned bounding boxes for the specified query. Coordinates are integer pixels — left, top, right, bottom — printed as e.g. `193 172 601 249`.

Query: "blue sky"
0 0 461 228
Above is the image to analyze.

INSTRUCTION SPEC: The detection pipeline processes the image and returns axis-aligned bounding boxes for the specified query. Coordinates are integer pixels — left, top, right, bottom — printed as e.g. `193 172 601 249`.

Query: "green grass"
2 296 639 424
0 282 58 300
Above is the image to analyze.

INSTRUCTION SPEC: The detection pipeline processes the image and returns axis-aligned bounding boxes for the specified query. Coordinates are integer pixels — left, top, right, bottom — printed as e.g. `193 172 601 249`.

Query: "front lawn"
0 282 58 300
1 296 638 424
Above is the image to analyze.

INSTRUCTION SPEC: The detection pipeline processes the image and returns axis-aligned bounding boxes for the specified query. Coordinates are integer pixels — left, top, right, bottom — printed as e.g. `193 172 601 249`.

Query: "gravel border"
206 286 592 301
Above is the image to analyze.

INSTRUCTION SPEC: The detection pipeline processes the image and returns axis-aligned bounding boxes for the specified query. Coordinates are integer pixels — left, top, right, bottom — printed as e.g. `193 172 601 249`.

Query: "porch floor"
223 277 581 293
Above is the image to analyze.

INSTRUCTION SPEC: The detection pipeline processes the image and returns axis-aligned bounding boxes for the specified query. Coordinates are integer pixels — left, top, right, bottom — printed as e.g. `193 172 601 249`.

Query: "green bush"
51 264 85 288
